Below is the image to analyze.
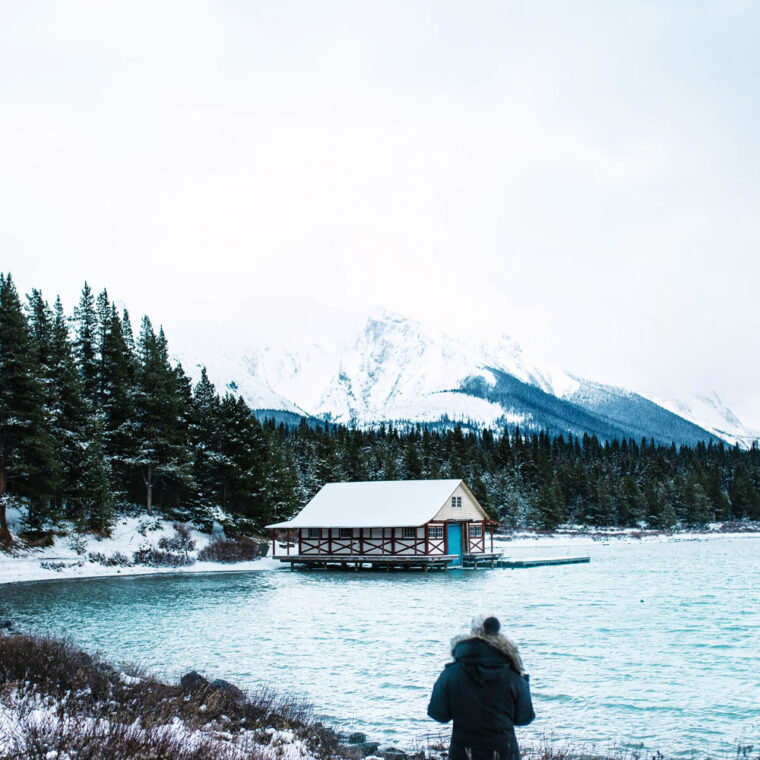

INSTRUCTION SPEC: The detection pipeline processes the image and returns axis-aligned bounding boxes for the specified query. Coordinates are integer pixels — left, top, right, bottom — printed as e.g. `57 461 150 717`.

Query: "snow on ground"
0 686 320 760
0 516 280 586
491 525 760 559
2 517 757 586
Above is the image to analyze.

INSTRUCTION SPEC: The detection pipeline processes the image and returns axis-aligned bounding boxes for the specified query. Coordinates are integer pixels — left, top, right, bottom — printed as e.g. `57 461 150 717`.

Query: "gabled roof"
267 479 470 529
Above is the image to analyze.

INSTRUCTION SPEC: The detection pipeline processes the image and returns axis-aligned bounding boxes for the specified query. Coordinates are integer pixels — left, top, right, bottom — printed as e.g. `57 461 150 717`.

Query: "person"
427 615 535 760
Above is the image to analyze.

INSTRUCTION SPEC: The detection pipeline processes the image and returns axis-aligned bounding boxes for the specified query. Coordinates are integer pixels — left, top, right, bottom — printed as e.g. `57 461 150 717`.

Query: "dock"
274 552 589 571
493 556 590 568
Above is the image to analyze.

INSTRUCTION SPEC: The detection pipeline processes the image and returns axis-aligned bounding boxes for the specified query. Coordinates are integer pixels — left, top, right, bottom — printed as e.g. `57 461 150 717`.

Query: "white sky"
2 1 760 426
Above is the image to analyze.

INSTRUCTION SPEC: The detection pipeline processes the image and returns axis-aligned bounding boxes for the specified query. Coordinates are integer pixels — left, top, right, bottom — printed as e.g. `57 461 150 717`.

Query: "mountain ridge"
175 310 759 448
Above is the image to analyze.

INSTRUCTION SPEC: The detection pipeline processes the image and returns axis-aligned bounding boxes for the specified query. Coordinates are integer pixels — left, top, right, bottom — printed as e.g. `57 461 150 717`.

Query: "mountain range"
175 310 759 449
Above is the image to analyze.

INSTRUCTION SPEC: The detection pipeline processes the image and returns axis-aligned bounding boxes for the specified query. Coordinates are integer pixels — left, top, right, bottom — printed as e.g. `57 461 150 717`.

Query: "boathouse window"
428 526 443 538
403 527 416 539
451 496 462 508
469 525 482 537
308 528 319 538
339 528 352 538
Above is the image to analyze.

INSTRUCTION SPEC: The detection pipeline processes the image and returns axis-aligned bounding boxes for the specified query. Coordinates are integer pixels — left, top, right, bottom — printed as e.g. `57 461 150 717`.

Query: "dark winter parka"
427 633 535 760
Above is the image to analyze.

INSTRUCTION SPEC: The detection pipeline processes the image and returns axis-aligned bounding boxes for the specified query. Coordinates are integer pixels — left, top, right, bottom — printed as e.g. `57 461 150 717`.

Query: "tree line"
1 274 759 541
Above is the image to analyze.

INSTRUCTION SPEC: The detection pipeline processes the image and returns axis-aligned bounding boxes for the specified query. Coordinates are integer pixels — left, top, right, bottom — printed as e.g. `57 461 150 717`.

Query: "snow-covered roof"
267 479 466 529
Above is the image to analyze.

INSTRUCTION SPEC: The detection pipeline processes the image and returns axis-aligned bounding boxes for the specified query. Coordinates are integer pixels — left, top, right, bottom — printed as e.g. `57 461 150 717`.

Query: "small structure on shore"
267 479 500 571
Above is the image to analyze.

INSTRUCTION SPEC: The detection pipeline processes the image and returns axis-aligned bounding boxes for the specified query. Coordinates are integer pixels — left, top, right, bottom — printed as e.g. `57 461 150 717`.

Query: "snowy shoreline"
1 516 758 587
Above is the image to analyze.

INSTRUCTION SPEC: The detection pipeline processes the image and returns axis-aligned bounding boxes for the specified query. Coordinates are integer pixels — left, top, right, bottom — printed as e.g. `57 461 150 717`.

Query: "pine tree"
131 319 192 514
80 418 115 532
402 439 423 479
265 434 300 525
100 305 136 488
94 289 111 404
48 296 88 516
0 275 57 536
190 367 223 505
73 282 98 405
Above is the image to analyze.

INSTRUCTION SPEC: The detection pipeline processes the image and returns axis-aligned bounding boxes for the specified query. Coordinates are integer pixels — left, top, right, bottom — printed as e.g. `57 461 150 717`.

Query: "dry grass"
0 691 258 760
0 631 339 760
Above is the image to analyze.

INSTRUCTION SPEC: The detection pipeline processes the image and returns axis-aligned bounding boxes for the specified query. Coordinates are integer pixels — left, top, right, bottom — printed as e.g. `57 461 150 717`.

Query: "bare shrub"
137 518 163 536
88 551 132 567
39 559 85 572
0 690 261 760
0 632 315 737
132 547 195 567
198 538 261 563
158 522 196 554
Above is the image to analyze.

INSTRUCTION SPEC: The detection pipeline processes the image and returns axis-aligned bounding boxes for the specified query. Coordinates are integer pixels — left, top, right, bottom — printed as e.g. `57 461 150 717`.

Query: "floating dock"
492 556 590 568
274 553 589 571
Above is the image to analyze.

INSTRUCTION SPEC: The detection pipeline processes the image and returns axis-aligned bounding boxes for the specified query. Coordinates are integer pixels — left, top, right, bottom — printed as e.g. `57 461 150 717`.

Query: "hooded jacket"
427 633 535 760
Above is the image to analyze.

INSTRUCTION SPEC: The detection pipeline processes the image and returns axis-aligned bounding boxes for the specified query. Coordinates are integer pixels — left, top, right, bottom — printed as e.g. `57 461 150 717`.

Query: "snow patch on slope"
641 390 760 448
175 349 306 415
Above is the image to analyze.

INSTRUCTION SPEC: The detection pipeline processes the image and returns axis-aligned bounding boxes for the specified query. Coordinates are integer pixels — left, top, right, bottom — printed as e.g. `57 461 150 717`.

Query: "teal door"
447 524 463 566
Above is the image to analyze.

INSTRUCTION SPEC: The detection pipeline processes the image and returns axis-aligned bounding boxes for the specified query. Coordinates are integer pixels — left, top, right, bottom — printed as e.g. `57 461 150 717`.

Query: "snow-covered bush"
158 523 196 554
197 539 261 564
68 531 89 555
87 551 132 567
136 517 163 536
132 547 195 567
39 559 84 572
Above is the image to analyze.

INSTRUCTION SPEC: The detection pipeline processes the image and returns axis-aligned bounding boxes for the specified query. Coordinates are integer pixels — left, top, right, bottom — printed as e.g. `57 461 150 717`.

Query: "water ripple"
1 536 758 758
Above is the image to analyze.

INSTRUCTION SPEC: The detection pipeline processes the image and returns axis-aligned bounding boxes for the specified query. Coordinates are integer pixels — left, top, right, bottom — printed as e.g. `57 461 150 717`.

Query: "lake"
1 535 758 757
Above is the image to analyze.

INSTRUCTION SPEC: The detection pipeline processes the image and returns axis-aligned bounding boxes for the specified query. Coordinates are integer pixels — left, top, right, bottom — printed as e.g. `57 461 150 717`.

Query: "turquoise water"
1 536 758 757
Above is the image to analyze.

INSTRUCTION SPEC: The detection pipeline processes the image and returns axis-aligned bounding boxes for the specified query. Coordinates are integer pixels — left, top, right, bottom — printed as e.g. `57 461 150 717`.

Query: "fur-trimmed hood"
450 618 526 675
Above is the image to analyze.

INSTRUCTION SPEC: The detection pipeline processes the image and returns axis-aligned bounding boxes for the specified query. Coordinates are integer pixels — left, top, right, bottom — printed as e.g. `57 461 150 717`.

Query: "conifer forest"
1 273 759 542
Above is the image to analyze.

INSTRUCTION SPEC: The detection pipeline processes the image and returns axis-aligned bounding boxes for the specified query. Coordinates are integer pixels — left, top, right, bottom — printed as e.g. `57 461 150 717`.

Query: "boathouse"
266 479 500 570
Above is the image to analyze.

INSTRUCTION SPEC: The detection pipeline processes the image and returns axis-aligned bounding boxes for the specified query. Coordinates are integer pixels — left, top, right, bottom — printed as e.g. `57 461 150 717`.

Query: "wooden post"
424 523 430 556
328 529 333 555
391 528 396 555
298 529 303 556
271 530 276 557
490 525 494 553
360 528 365 555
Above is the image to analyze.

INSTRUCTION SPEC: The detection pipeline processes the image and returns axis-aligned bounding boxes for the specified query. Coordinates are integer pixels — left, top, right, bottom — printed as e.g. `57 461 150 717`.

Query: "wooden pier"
461 552 503 568
494 556 590 568
274 552 590 571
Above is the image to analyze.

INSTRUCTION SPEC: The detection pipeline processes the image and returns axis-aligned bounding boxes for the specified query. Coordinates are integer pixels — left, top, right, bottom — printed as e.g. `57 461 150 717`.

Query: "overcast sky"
2 1 760 425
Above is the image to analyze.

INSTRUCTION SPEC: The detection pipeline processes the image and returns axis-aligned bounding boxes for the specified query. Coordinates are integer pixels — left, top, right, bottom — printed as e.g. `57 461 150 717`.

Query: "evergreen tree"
79 418 115 532
402 439 423 479
73 282 98 404
101 305 137 487
215 395 267 519
265 434 300 524
48 296 88 515
0 275 57 536
131 319 192 514
94 289 113 405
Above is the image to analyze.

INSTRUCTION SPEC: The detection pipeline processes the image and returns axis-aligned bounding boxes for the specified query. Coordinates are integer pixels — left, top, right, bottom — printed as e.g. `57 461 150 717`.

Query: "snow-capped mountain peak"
174 309 759 448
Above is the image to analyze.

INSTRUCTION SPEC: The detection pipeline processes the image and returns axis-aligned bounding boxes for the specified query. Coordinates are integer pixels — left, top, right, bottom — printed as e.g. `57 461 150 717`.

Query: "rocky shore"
0 626 441 760
2 624 750 760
